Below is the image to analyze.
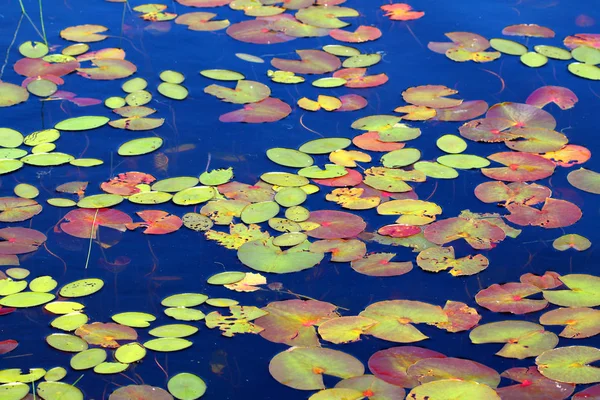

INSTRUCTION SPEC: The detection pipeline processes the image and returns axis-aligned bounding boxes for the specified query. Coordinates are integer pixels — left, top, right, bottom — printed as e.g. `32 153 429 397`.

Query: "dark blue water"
1 0 599 398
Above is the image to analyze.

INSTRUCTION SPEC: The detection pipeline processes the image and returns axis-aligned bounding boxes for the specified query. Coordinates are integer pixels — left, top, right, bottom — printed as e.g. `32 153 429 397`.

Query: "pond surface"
0 0 599 399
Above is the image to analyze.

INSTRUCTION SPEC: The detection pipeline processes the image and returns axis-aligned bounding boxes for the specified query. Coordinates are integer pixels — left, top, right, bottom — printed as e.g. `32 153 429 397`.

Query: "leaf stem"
38 0 48 46
85 209 99 269
17 0 45 41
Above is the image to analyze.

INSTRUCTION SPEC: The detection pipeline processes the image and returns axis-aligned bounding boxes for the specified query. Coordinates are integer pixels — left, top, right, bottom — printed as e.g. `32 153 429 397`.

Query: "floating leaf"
381 3 424 21
417 246 488 276
476 282 547 314
219 97 291 123
402 85 462 109
318 316 378 344
0 227 47 255
543 274 600 307
127 210 182 234
536 346 600 384
61 208 131 239
0 197 42 222
368 346 446 388
424 216 506 250
330 26 382 43
305 210 366 239
59 278 104 298
497 366 575 400
470 321 558 359
503 23 555 38
256 299 338 346
506 198 582 229
474 181 551 206
60 24 108 42
118 137 163 156
526 86 578 110
271 50 341 74
567 168 600 194
350 253 413 277
109 384 173 399
269 347 364 390
75 322 137 348
359 300 448 343
205 80 270 104
238 238 324 273
295 6 359 29
205 305 267 336
482 152 556 182
407 379 500 399
55 116 109 131
168 373 206 400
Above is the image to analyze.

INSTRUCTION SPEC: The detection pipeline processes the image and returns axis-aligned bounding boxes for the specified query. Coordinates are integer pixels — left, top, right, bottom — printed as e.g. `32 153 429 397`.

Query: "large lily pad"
255 299 338 347
368 346 446 388
543 274 600 307
536 346 600 384
475 282 548 314
238 238 324 273
269 347 364 390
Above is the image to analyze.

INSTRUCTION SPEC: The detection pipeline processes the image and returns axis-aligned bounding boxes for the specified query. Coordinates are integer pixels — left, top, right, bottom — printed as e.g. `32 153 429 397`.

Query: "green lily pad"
59 278 104 297
37 382 83 400
199 168 234 186
238 238 324 274
200 69 245 81
0 159 23 174
266 148 313 168
50 312 88 331
568 63 600 80
118 137 163 156
149 324 199 338
543 274 600 307
77 194 123 208
436 134 467 153
70 348 107 370
46 333 88 352
168 372 207 400
521 52 548 67
162 293 208 307
0 291 55 307
406 379 500 400
94 362 129 374
22 152 74 166
173 186 216 205
534 45 572 60
381 148 421 168
241 201 280 224
158 82 189 100
0 382 29 400
143 337 193 352
437 154 490 169
490 38 528 55
55 116 109 131
299 138 351 154
115 342 146 364
112 312 156 328
536 346 600 384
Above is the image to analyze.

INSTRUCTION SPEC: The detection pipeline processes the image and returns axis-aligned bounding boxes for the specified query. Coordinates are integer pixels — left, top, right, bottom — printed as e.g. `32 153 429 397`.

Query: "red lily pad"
505 198 582 228
305 210 367 239
520 271 562 289
573 384 600 399
381 3 424 21
336 94 368 112
75 322 137 348
417 246 489 276
271 50 341 74
255 299 339 347
482 152 556 182
350 252 413 277
526 86 578 110
109 385 173 400
434 100 488 121
486 102 556 131
564 33 600 50
227 19 294 44
503 24 555 38
475 282 548 314
424 216 506 250
218 181 275 202
309 239 366 262
378 224 421 238
459 117 524 142
101 172 156 196
313 168 363 187
77 59 137 80
330 26 382 43
541 145 591 167
435 300 481 333
407 357 501 388
0 197 42 222
353 131 405 152
0 339 18 355
368 346 446 388
14 58 79 78
497 367 575 400
60 209 133 239
0 227 47 255
219 97 292 123
474 181 551 206
126 210 183 235
333 68 389 88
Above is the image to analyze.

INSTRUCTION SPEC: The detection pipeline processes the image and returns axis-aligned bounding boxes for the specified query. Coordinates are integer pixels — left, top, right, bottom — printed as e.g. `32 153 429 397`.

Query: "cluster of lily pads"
1 0 600 399
428 25 600 79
